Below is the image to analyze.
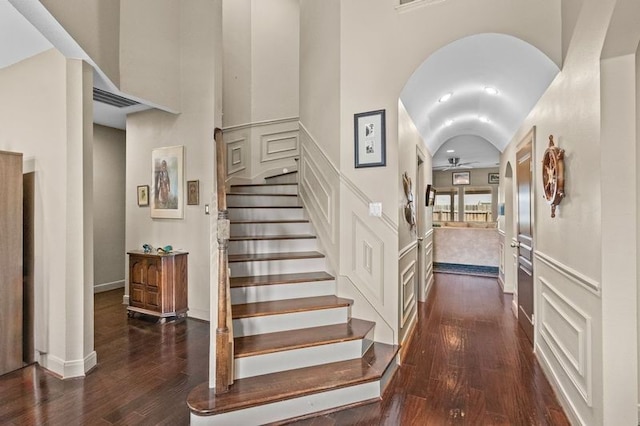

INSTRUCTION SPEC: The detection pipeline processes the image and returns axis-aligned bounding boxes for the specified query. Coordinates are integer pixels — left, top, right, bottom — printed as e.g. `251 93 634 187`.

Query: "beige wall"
299 0 341 166
40 0 120 87
119 0 180 111
93 124 126 292
0 49 95 378
125 0 222 322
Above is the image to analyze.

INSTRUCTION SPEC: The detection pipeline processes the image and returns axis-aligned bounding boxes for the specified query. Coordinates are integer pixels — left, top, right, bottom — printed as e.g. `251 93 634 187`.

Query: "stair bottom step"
188 343 398 425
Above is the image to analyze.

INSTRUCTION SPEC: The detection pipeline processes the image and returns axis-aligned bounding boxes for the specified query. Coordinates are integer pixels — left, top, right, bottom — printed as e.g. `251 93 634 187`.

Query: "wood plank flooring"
288 273 569 425
0 273 569 425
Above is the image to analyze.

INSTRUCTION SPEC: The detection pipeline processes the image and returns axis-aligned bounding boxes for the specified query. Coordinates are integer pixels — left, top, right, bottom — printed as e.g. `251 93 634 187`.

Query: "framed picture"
488 172 500 184
452 171 470 185
354 109 386 168
137 185 149 207
426 185 436 206
187 180 199 205
151 145 184 219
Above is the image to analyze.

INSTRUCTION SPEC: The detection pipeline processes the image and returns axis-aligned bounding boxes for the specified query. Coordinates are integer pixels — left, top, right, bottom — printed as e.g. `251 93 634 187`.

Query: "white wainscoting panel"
261 131 299 163
352 214 385 304
226 137 247 175
400 256 416 327
534 251 601 426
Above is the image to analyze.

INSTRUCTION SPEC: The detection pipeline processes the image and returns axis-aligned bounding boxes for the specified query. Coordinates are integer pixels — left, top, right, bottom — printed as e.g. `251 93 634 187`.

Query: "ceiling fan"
434 157 476 171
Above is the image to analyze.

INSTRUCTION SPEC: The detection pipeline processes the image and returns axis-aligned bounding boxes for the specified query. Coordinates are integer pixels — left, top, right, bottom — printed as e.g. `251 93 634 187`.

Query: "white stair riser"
235 340 365 380
265 173 298 185
190 381 380 426
231 281 336 304
228 208 305 221
230 257 326 277
233 307 349 337
230 222 312 237
230 185 298 195
229 238 318 255
227 194 300 207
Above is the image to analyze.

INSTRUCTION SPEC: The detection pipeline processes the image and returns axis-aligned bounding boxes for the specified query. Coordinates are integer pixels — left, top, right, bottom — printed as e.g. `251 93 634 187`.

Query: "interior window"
463 189 492 222
433 189 458 222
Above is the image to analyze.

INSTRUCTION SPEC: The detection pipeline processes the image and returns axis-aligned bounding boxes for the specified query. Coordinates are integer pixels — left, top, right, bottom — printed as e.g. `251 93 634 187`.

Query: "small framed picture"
452 171 470 185
137 185 149 207
426 185 436 206
354 109 386 168
187 180 199 205
488 172 500 184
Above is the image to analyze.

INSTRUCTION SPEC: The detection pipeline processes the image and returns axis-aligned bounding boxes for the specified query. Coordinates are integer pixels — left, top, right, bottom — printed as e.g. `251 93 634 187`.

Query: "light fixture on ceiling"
478 116 490 123
446 149 455 153
444 119 454 127
438 92 453 103
484 86 499 95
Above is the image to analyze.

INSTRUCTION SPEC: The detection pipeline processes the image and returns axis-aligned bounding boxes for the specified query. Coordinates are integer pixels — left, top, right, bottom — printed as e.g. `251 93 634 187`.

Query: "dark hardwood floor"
0 274 569 425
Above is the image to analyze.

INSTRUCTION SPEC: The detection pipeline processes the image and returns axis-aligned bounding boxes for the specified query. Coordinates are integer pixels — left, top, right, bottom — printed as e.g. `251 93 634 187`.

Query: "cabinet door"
129 258 146 308
144 260 162 311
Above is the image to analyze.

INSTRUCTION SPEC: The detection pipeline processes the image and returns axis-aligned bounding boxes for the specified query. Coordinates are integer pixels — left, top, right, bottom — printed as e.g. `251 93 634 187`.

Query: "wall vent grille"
93 88 139 108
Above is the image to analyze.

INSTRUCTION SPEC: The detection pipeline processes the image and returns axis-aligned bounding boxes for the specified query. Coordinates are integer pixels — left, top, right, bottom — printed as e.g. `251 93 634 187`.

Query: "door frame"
514 127 537 345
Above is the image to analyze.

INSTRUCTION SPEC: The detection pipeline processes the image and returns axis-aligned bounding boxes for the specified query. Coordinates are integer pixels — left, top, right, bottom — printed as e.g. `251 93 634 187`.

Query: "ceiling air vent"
93 88 139 108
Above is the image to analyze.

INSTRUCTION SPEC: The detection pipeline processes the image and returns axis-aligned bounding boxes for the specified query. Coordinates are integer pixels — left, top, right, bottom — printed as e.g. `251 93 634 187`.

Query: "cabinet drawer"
130 284 145 307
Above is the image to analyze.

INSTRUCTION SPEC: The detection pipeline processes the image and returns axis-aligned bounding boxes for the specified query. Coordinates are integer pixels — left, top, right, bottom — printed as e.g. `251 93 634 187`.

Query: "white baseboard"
122 295 130 305
94 280 125 293
188 308 210 322
511 299 518 317
39 350 97 379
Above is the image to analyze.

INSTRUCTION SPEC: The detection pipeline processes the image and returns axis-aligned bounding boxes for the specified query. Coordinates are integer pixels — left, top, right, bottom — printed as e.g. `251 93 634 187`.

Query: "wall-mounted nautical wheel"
542 135 565 218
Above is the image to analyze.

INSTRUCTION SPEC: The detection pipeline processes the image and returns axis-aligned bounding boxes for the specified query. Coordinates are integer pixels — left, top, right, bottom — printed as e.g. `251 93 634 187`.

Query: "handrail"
214 128 234 393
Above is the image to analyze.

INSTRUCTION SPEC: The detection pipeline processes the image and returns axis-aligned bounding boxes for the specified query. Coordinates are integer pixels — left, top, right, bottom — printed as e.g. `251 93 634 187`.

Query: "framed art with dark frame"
354 109 386 168
426 184 436 206
452 171 470 185
488 172 500 184
187 180 199 205
137 185 149 207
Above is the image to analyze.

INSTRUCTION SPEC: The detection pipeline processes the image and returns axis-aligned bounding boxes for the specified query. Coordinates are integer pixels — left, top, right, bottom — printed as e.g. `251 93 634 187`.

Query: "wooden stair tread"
230 219 309 224
232 295 352 319
231 183 298 187
227 192 298 197
187 343 398 416
235 319 375 358
228 251 324 263
230 272 334 288
229 234 316 241
266 170 298 178
228 205 303 209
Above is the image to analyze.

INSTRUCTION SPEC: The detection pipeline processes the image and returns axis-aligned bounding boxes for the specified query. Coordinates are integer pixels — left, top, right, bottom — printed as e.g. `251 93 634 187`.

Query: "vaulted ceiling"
401 33 559 167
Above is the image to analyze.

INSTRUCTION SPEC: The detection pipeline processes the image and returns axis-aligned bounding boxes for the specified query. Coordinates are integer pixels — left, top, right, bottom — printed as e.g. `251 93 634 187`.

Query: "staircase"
188 172 398 425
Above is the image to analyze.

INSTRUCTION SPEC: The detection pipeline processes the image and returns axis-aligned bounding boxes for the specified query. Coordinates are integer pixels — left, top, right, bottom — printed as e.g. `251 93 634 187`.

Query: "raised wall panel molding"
539 276 592 407
352 214 385 304
300 146 335 241
400 258 417 326
260 130 299 163
398 240 418 258
535 250 600 295
340 176 397 234
425 228 434 238
299 122 340 175
222 116 300 132
226 137 247 175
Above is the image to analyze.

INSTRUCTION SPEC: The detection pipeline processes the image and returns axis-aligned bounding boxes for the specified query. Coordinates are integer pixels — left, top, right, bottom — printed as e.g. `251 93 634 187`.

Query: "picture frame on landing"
488 172 500 184
354 109 386 168
187 180 199 205
452 171 470 185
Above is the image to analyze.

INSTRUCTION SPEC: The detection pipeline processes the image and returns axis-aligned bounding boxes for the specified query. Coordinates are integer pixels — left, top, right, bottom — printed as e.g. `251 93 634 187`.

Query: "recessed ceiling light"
438 92 453 103
444 119 453 127
484 86 499 95
446 149 455 153
478 116 490 123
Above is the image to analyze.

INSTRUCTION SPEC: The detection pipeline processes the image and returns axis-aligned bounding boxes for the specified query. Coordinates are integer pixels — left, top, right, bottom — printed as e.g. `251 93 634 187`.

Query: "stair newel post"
214 128 234 394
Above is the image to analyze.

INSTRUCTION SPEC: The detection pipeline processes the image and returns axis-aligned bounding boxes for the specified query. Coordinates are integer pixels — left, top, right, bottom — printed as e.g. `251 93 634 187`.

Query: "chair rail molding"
534 250 600 295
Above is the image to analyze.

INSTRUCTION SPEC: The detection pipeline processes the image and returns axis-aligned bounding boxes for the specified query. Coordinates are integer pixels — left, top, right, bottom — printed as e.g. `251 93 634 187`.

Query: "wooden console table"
127 250 188 321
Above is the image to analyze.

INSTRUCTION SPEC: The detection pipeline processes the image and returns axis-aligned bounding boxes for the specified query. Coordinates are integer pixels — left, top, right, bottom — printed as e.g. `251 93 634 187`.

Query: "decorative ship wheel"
542 135 565 218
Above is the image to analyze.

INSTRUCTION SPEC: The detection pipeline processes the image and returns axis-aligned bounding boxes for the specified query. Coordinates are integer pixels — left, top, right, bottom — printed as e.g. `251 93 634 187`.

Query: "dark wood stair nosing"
229 234 316 242
228 205 303 209
227 192 299 197
187 343 399 416
232 295 353 319
228 251 325 263
230 271 335 288
234 318 376 358
231 183 298 187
